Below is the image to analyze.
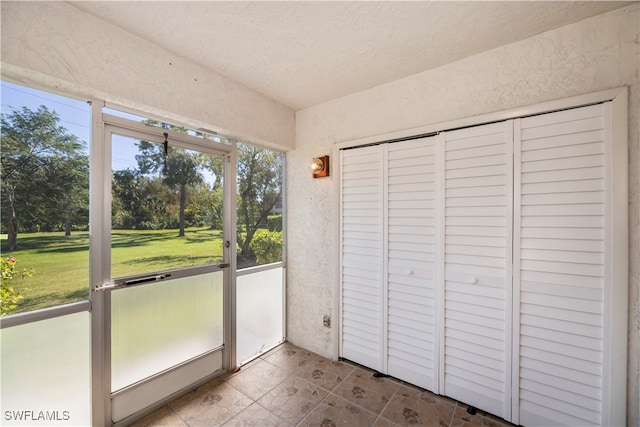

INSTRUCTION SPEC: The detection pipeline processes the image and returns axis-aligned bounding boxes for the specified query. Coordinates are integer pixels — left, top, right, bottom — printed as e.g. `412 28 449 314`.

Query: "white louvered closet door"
442 121 513 419
340 146 385 371
386 137 440 392
514 103 610 426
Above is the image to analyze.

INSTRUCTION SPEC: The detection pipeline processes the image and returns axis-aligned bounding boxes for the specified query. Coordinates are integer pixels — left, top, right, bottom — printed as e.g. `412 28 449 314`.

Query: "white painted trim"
225 145 238 372
102 101 245 148
332 143 342 361
503 120 514 422
236 262 285 277
381 144 389 374
0 300 90 329
435 132 446 395
337 148 346 361
280 153 288 345
91 100 112 427
336 88 627 150
604 90 628 426
603 101 614 426
103 114 232 156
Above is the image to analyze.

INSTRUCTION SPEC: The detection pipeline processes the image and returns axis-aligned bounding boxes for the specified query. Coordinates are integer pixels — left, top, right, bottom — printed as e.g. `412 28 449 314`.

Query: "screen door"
96 116 232 424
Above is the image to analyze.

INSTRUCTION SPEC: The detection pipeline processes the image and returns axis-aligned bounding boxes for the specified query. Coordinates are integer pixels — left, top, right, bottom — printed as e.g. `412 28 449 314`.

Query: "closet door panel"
341 146 384 371
515 104 608 427
386 137 438 391
442 121 512 419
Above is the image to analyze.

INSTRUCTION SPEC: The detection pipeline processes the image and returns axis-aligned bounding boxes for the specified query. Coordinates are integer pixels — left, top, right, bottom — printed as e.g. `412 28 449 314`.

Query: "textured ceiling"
69 1 632 111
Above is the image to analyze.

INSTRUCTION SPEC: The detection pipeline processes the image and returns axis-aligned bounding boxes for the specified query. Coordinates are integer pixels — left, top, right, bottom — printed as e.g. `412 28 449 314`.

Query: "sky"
1 80 91 144
1 80 217 184
1 80 135 170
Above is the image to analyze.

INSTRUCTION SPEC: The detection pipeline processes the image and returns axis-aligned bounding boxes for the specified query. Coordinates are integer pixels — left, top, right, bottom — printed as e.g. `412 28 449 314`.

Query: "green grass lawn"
1 227 223 314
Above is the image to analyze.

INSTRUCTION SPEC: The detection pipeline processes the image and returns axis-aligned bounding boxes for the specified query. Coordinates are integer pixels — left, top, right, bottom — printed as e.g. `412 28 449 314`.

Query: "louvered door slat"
442 121 512 419
386 137 438 392
341 146 384 371
515 104 607 427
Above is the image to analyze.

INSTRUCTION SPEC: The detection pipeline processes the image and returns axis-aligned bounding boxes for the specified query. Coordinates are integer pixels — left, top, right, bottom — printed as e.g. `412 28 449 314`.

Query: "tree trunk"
242 229 254 255
178 184 186 237
7 216 18 251
65 221 71 236
7 191 19 250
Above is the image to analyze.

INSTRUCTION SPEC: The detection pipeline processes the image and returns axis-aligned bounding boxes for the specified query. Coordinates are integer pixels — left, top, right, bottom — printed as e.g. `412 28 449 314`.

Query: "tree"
112 169 141 229
1 106 89 249
236 143 283 260
185 182 222 229
202 155 224 230
50 150 90 235
135 135 203 237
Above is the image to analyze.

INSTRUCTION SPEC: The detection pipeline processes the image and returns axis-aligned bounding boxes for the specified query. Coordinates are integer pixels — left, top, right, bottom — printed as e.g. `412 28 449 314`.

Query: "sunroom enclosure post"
90 99 110 427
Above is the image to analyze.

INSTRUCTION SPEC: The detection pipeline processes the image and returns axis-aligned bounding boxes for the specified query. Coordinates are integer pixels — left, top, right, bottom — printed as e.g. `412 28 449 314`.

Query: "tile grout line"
331 362 356 393
293 370 340 427
263 364 313 426
161 405 189 427
294 362 358 426
321 392 381 426
447 401 459 427
228 357 292 403
325 365 394 427
143 343 515 427
253 355 328 426
216 380 259 425
222 400 288 427
372 384 401 427
170 349 280 426
328 363 414 426
295 404 312 426
290 376 330 426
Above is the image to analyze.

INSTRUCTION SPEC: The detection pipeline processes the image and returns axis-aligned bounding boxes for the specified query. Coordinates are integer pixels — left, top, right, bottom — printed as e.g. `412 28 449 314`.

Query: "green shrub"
1 257 32 316
249 230 283 265
266 214 282 232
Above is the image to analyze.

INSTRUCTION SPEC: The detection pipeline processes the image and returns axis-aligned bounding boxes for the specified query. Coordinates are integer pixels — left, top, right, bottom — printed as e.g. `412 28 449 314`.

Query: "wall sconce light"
310 155 330 178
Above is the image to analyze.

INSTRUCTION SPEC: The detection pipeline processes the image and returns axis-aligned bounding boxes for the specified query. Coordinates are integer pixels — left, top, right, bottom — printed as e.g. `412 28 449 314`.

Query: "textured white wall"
0 1 294 150
290 5 640 423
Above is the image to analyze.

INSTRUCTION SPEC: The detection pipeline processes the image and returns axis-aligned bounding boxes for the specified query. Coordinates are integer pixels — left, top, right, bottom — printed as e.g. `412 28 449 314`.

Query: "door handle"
124 274 171 286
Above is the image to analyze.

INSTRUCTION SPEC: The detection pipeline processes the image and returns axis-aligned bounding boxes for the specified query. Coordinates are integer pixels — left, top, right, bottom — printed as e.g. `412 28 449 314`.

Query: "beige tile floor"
132 342 517 427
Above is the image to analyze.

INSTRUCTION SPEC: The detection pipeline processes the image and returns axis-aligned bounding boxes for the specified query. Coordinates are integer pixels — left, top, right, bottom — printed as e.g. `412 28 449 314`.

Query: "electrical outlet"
323 315 331 328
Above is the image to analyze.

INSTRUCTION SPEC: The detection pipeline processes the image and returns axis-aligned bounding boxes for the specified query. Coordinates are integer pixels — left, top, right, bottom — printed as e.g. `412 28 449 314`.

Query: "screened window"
236 143 284 269
110 132 225 279
1 81 91 315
